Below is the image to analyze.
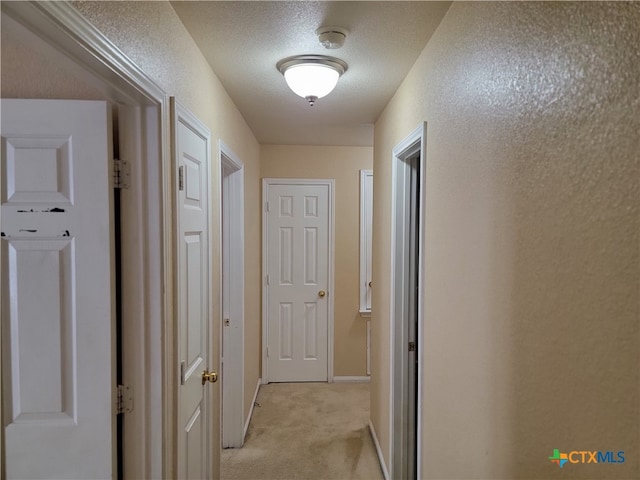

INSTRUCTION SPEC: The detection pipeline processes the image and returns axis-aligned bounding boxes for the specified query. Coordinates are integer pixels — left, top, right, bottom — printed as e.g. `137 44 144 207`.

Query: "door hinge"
113 158 130 189
265 201 270 213
178 165 185 191
180 360 186 385
266 274 270 286
116 384 133 414
408 341 416 352
266 347 269 358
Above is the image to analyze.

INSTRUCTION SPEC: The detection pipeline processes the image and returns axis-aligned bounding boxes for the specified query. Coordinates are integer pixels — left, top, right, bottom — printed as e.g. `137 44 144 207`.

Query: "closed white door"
264 180 333 382
1 99 114 479
172 99 215 479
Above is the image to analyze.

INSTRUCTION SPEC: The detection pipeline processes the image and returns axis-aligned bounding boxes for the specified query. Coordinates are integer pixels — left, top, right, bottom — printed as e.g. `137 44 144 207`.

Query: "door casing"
1 2 176 477
389 123 427 480
261 178 335 384
219 141 245 447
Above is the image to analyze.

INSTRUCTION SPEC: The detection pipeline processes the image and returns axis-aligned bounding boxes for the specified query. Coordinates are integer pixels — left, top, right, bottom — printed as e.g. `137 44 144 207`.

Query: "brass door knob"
202 369 218 385
318 290 326 298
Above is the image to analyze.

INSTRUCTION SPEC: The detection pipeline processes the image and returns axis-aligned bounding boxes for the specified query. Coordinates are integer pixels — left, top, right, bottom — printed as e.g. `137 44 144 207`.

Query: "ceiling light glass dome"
277 55 348 106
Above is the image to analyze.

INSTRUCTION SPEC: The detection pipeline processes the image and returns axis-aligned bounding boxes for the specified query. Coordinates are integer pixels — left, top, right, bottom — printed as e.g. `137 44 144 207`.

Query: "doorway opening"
220 142 245 448
390 123 426 480
113 107 124 480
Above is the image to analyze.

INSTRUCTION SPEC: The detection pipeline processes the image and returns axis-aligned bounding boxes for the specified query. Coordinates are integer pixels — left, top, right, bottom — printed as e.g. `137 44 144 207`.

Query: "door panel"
172 98 214 479
265 182 331 382
1 99 113 479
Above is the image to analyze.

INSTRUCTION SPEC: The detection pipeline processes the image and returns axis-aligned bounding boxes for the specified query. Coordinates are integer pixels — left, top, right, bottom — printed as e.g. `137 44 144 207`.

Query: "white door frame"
1 2 175 477
261 178 335 384
389 123 427 480
219 141 245 447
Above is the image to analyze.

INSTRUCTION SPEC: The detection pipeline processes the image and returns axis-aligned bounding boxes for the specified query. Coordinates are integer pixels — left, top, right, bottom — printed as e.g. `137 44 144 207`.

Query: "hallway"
2 2 638 478
221 383 383 480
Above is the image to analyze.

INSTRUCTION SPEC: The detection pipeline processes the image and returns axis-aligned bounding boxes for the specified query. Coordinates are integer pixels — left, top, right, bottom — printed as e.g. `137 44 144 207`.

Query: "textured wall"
372 2 639 478
1 13 104 99
261 145 374 376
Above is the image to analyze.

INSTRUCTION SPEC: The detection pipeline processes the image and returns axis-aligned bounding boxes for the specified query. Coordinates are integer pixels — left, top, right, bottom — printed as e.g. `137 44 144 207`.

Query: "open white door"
172 98 216 479
1 99 114 479
263 179 333 383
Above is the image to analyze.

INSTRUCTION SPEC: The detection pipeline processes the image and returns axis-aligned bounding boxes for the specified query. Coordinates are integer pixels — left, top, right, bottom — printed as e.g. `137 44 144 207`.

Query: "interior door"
221 153 245 448
264 180 331 382
1 99 114 479
172 98 216 479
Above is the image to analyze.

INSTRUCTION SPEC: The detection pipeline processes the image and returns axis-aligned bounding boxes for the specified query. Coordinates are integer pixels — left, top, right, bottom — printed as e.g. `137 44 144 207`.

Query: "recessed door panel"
185 233 204 379
3 136 73 205
279 303 293 360
8 239 75 422
304 302 318 360
279 227 293 285
304 227 318 285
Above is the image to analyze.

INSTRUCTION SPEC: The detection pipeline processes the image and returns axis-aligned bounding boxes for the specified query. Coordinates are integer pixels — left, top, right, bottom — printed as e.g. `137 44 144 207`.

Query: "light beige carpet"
221 382 384 480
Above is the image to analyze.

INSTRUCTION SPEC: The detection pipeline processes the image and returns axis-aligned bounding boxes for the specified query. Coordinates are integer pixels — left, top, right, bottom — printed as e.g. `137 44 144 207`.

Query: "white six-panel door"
264 180 333 382
1 99 114 479
172 99 215 480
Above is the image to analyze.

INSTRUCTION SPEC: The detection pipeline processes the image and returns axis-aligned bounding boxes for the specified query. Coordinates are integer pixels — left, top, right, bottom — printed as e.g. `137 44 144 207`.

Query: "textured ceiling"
171 1 451 146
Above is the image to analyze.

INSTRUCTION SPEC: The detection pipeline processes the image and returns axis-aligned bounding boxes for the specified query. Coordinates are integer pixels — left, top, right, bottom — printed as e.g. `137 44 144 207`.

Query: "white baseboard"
368 420 390 480
243 378 261 442
332 375 371 383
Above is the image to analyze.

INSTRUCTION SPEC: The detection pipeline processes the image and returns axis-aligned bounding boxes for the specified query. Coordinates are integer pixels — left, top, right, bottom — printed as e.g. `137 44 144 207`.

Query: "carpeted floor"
221 382 384 480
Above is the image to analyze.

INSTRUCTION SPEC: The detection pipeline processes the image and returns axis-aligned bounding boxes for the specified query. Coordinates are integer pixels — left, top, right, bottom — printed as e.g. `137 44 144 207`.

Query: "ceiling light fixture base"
276 55 348 76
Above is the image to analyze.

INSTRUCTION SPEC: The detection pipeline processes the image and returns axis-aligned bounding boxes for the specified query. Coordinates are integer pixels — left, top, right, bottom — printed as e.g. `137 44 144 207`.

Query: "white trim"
366 319 372 376
368 420 390 480
243 378 262 441
219 140 244 170
219 141 245 448
359 169 374 312
389 123 427 480
261 178 335 384
332 376 371 383
0 3 173 478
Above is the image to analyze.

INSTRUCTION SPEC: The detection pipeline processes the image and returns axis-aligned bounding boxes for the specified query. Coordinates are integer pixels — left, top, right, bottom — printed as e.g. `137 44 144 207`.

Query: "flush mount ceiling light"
277 55 348 106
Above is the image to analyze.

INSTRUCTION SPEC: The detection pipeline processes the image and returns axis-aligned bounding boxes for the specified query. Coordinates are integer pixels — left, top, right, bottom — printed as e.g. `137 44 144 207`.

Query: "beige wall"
3 1 263 472
261 145 374 376
1 13 103 100
372 2 639 478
